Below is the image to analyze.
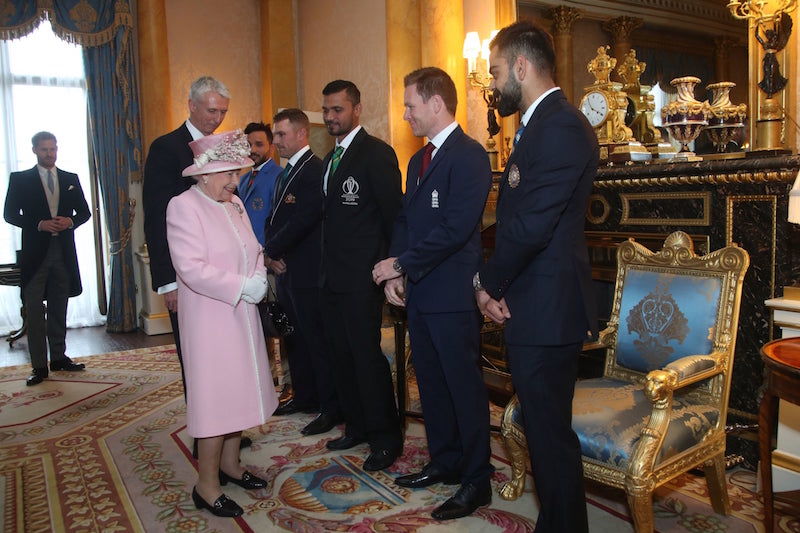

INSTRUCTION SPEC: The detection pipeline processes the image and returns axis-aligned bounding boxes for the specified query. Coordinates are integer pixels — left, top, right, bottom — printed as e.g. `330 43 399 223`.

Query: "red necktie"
417 142 434 185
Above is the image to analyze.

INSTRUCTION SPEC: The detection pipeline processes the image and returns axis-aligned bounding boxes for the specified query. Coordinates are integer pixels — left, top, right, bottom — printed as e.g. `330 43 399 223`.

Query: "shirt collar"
520 87 560 126
185 119 204 140
428 121 459 152
37 165 56 178
335 125 362 152
288 145 311 166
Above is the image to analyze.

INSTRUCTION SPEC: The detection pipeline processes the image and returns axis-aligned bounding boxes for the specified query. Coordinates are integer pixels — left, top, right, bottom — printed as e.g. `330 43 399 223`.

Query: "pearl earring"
203 176 208 185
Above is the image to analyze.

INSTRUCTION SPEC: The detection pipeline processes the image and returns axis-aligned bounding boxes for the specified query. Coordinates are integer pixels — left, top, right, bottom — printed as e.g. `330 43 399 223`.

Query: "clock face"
580 91 609 127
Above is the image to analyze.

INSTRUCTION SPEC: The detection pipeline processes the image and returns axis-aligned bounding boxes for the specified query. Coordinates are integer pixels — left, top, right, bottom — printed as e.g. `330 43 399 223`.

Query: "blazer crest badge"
508 164 521 188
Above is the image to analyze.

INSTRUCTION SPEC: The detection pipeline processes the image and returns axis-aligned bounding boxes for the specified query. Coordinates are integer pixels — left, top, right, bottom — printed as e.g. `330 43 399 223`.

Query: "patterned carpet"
0 345 797 532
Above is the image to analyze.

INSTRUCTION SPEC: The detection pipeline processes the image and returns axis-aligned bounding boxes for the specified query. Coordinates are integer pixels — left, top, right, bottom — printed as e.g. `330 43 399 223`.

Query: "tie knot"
424 142 434 155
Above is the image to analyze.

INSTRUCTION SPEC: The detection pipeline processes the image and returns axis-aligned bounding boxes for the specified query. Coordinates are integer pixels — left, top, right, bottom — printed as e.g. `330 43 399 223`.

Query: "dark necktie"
417 142 435 185
274 164 292 208
247 169 257 191
47 169 55 194
513 123 525 148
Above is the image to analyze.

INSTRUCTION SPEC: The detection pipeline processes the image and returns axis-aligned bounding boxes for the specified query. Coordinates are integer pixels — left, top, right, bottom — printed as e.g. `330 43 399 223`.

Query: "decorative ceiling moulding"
519 0 745 36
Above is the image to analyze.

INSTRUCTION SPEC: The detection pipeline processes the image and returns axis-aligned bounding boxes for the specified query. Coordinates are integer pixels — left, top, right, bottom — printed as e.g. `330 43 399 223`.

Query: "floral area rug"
0 345 796 532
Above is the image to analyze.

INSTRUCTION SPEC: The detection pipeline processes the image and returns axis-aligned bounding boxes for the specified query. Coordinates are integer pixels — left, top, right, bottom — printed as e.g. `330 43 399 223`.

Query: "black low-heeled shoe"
191 487 243 517
218 470 267 490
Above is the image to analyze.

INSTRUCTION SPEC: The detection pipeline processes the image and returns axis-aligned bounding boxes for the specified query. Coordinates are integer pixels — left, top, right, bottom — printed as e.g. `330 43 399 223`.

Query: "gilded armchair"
499 231 749 533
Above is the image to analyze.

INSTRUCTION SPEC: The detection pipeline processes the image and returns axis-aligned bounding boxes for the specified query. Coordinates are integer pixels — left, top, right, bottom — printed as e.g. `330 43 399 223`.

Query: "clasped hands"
373 257 405 307
38 216 72 233
475 289 511 325
241 274 267 304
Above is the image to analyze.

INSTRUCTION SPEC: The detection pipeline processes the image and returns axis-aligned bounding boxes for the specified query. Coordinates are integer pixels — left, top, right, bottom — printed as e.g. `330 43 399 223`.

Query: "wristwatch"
473 272 484 291
393 258 404 274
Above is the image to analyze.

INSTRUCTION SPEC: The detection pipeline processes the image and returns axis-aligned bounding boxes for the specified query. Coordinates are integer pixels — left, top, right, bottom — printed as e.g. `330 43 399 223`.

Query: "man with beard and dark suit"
372 67 493 520
264 108 340 436
320 80 403 472
4 131 91 385
143 76 251 451
475 21 599 533
238 121 282 246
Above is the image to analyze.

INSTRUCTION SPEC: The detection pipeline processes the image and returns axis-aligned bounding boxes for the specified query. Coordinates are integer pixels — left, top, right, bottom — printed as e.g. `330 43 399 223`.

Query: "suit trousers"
168 309 186 398
23 237 69 370
506 341 588 533
322 285 402 452
407 300 493 484
277 281 338 416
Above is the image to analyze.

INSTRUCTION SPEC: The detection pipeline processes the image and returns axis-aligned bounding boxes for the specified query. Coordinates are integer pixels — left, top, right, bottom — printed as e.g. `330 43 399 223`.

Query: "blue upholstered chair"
498 231 749 533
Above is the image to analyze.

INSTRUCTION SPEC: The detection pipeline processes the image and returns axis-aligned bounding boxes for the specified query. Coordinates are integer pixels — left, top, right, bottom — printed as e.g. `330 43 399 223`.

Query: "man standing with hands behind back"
475 21 599 533
4 131 91 386
320 80 403 472
372 67 493 520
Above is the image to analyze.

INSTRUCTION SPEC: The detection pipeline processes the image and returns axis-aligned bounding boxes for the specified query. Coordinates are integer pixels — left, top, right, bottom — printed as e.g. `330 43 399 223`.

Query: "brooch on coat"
285 194 296 204
508 164 521 188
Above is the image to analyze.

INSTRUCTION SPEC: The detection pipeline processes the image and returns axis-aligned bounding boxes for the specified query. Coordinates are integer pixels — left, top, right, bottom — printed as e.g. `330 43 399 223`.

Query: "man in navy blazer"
475 22 599 533
143 76 230 390
320 80 403 472
264 109 340 436
238 121 282 246
373 67 493 520
4 131 91 385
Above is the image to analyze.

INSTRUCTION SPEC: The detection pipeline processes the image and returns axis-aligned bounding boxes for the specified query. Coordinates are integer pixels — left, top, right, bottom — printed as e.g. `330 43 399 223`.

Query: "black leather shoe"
239 436 252 449
274 399 312 416
219 470 267 490
26 368 48 386
191 487 243 517
301 413 340 436
50 357 85 372
326 435 366 451
363 449 399 471
431 481 492 520
396 463 460 488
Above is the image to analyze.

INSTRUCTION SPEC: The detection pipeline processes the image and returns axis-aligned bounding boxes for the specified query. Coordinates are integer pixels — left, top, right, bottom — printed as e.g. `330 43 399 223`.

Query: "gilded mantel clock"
580 46 650 163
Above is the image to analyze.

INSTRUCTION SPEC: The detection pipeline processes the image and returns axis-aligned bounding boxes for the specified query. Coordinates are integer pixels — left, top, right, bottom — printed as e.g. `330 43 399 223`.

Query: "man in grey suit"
4 131 91 385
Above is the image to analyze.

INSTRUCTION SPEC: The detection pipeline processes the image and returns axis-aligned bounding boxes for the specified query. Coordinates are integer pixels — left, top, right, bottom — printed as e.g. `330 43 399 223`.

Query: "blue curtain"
0 0 142 332
637 46 715 97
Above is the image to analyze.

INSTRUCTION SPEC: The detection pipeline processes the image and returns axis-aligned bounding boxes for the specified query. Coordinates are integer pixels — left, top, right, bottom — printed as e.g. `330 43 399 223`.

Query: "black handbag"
258 279 294 337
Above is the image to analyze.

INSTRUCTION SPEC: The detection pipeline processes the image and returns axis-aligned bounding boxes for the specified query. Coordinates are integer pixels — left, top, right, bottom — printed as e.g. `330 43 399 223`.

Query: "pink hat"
182 130 254 177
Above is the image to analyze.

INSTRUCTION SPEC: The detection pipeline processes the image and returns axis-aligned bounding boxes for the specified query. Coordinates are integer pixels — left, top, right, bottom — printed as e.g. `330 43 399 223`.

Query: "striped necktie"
330 145 344 176
513 123 525 148
274 164 292 208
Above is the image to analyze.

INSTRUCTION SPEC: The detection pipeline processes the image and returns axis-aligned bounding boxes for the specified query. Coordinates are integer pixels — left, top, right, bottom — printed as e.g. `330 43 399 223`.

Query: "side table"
760 337 800 532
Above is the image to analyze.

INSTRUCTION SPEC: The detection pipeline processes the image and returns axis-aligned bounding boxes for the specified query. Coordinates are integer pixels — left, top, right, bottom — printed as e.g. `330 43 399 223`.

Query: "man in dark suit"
372 67 493 520
143 75 230 390
475 21 599 533
320 80 403 471
264 108 340 436
4 131 91 385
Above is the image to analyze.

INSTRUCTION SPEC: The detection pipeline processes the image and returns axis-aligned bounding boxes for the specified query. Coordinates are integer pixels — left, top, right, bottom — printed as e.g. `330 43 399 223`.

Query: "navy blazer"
143 123 195 291
321 128 402 293
4 166 91 296
389 126 491 313
264 149 324 289
479 90 599 345
238 158 282 246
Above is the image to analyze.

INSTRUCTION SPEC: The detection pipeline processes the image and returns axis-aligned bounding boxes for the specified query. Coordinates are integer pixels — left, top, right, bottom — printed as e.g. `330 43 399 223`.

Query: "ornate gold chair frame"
499 231 750 533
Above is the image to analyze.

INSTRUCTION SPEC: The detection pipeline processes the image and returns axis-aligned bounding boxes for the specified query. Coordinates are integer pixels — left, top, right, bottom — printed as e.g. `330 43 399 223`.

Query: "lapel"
31 166 51 212
239 168 257 201
271 150 314 222
408 126 463 204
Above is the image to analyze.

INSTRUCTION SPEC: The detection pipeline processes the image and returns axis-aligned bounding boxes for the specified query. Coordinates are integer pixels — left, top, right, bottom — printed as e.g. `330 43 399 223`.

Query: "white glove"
241 275 267 304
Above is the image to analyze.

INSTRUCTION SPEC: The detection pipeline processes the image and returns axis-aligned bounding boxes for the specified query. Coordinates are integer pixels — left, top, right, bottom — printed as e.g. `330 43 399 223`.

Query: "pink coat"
166 186 277 438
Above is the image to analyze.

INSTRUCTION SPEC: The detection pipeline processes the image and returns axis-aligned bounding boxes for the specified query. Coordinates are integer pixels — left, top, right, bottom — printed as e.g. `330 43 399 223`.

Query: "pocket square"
68 185 75 190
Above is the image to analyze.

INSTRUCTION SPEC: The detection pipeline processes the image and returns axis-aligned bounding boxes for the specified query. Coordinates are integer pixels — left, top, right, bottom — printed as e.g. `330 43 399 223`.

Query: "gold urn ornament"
703 82 747 154
661 76 712 161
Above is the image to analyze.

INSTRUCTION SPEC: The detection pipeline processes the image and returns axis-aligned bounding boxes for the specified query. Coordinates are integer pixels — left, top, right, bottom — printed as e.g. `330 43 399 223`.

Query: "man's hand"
163 289 178 313
476 290 511 324
52 216 73 231
373 257 401 284
265 256 287 275
384 277 406 307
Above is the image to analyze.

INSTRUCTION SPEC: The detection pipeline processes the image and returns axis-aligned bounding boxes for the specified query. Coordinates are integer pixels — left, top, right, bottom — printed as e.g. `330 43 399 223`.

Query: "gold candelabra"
727 0 796 21
463 30 502 169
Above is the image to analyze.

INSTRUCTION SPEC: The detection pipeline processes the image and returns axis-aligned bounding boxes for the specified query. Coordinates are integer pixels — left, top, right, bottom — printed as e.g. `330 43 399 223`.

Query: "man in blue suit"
238 122 282 246
373 67 493 520
475 21 599 533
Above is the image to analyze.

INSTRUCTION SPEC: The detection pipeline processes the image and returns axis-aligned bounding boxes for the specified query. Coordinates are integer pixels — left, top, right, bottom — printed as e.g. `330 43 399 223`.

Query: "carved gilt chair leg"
627 491 655 533
499 429 527 500
703 453 731 515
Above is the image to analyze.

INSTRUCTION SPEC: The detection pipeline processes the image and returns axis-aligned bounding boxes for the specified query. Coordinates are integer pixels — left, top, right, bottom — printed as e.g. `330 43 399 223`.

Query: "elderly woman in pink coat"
166 130 278 518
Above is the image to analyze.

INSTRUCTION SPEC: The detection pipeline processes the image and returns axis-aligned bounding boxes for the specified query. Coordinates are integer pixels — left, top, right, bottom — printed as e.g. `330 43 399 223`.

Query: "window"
0 21 105 334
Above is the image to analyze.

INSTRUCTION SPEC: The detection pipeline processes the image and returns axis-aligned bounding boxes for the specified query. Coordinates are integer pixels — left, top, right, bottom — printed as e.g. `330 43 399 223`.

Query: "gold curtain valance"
0 0 133 47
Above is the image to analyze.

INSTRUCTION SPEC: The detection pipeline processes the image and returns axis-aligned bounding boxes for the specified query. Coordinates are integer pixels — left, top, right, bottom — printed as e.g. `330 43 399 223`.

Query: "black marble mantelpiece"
586 154 800 468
